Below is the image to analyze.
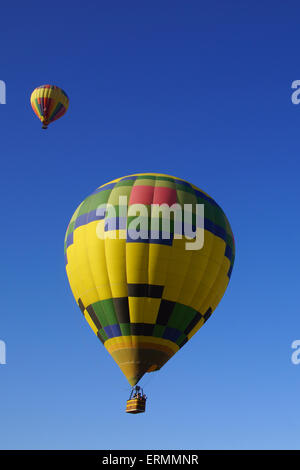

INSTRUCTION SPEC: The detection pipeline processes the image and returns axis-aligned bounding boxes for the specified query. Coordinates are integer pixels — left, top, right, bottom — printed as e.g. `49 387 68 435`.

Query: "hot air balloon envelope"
30 85 69 129
64 173 235 386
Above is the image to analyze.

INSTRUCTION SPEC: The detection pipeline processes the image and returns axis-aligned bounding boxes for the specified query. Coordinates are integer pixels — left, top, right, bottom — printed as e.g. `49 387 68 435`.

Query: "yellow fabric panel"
65 244 80 302
85 220 112 301
162 238 194 304
31 87 69 111
209 274 230 312
105 336 179 355
32 86 69 107
190 231 224 314
221 256 231 274
199 229 214 255
126 243 149 284
208 235 226 263
104 236 127 298
172 231 221 307
176 271 201 306
109 335 124 350
198 267 229 316
71 225 99 307
128 297 144 324
189 282 211 312
142 298 161 324
147 244 171 286
66 243 84 305
162 284 181 303
184 226 229 334
202 259 223 288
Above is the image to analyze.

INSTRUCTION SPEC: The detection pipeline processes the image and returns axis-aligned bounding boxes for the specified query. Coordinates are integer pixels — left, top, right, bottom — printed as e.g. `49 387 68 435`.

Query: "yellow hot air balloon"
30 85 69 129
64 173 235 398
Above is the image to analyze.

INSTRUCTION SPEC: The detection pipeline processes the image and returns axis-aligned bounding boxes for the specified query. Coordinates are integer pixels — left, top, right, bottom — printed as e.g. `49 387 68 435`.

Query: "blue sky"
1 0 300 449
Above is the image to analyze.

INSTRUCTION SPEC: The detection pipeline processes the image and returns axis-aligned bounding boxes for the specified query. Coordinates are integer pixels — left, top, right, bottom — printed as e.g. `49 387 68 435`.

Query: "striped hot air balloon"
64 173 235 388
30 85 69 129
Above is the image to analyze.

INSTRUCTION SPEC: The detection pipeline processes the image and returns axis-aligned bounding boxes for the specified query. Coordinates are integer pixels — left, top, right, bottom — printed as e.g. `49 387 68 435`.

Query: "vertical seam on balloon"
189 207 217 316
129 177 146 352
72 223 87 322
169 184 198 334
145 176 157 342
83 195 103 333
111 181 128 356
190 199 225 325
123 178 132 352
92 191 113 340
198 209 234 316
65 202 84 303
84 194 111 340
150 177 177 337
104 186 126 343
198 209 227 313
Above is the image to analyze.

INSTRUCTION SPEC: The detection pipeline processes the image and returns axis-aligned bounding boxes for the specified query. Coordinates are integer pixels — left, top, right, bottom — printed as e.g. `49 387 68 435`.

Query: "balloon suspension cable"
129 385 147 401
126 385 147 414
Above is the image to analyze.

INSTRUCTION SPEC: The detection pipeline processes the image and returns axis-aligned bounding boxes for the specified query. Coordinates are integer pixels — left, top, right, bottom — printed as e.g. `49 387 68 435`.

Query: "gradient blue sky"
1 1 300 450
